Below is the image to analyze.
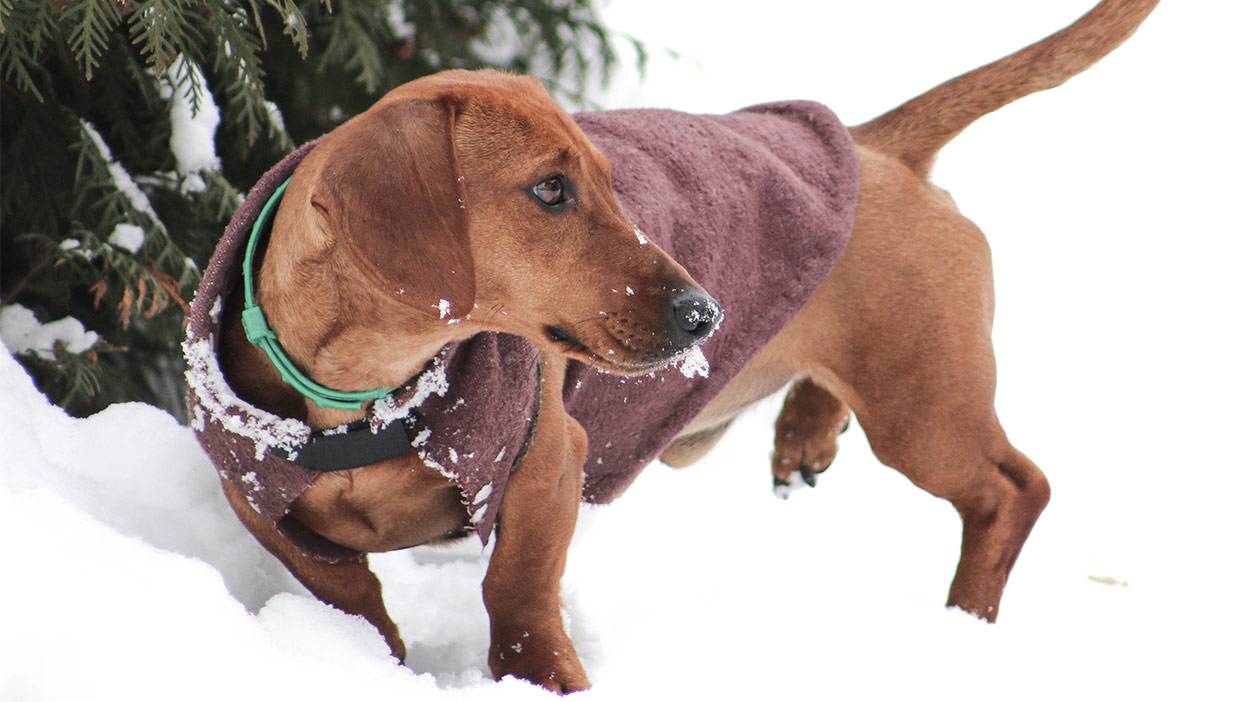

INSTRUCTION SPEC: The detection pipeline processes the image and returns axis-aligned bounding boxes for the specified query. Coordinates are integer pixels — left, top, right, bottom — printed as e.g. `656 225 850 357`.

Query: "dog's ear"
312 99 474 319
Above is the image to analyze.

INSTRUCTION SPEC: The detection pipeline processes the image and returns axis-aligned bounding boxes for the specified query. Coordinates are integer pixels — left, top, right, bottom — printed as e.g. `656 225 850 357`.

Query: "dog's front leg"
771 377 851 493
482 354 590 694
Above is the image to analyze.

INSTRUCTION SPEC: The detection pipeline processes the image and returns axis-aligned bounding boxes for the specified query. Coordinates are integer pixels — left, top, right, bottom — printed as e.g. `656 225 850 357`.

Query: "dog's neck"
252 200 475 429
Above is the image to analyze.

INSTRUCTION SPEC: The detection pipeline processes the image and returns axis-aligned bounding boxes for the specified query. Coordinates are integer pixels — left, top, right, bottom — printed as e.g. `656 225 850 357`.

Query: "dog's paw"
771 378 850 498
490 627 590 694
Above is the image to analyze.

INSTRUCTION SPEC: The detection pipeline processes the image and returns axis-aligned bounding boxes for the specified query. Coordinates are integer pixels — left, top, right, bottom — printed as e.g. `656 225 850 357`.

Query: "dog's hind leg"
790 144 1050 620
853 407 1050 621
220 479 406 660
771 378 851 492
800 266 1050 621
805 343 1049 620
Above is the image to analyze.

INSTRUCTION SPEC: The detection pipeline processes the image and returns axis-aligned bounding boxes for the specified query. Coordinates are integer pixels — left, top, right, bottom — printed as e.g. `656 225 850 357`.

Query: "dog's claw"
800 465 817 487
773 474 811 500
772 466 818 499
772 476 789 497
772 476 794 500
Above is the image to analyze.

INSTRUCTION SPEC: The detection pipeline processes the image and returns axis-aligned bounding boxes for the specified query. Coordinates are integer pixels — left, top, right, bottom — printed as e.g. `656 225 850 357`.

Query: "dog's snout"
668 290 722 344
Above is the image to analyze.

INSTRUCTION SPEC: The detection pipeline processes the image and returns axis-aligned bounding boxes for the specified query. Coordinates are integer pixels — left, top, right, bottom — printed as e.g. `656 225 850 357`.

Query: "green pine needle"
128 0 199 72
66 0 122 80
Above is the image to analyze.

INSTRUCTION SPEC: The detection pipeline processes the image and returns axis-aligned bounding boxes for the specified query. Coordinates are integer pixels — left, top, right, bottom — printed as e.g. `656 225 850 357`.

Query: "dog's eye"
531 175 569 208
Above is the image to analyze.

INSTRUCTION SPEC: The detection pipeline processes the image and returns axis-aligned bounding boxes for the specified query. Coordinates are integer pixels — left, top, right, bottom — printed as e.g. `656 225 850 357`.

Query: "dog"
184 0 1158 693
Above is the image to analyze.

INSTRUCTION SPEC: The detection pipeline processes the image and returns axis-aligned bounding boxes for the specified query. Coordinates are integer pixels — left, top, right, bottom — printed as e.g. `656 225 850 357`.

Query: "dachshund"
195 0 1158 693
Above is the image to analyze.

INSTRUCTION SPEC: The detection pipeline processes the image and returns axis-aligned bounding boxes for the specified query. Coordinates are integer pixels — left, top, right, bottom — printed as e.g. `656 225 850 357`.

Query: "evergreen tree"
1 0 638 418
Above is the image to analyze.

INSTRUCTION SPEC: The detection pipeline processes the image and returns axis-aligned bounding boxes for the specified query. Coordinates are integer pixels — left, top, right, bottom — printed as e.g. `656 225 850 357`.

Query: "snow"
385 1 417 40
265 99 286 133
770 474 804 500
674 344 709 379
371 351 451 429
80 119 161 223
164 55 222 180
108 222 146 253
182 336 310 461
3 2 1248 699
417 448 452 480
0 304 99 360
473 484 493 504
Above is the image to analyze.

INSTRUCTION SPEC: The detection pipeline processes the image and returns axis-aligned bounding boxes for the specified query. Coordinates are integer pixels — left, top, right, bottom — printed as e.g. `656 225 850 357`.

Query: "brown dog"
199 0 1157 693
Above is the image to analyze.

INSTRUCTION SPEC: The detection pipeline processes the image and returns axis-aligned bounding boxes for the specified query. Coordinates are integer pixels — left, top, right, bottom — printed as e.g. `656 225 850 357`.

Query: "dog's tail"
850 0 1159 175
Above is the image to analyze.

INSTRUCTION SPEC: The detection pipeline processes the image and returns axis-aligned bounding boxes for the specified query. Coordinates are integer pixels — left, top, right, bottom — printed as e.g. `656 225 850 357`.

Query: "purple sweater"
185 100 858 561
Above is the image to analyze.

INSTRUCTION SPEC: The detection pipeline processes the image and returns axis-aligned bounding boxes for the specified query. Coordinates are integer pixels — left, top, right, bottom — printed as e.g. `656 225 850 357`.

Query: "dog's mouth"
545 324 688 375
546 325 593 355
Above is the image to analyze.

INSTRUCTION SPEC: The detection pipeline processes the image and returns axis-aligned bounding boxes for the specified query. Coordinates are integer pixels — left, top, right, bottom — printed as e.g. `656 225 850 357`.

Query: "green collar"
240 177 396 411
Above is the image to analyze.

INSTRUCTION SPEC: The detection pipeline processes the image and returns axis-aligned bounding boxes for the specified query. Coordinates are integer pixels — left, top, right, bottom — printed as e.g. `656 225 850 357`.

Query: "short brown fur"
217 1 1157 692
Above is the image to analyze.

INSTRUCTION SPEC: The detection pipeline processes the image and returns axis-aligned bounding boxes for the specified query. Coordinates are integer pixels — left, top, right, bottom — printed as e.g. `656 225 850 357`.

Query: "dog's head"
300 69 720 375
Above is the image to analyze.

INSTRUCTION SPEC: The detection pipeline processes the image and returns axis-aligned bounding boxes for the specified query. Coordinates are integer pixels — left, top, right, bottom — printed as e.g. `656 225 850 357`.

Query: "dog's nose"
668 290 723 345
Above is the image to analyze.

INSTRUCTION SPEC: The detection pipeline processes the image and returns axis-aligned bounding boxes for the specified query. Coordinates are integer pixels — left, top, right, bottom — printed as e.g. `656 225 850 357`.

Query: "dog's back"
568 101 859 502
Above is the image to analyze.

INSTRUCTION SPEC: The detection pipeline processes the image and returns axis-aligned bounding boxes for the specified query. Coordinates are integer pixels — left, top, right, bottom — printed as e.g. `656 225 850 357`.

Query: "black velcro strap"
280 418 415 471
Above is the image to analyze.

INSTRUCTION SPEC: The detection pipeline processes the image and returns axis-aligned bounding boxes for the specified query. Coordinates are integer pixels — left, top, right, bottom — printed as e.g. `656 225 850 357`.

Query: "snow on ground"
3 1 1248 699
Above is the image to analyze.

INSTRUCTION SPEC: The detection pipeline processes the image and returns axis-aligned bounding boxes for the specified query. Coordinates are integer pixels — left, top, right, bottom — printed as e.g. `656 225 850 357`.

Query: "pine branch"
69 118 199 329
207 2 287 151
265 0 310 57
0 39 41 98
73 118 164 232
197 169 244 222
0 0 60 99
96 35 170 164
2 0 633 417
317 0 388 93
12 336 128 411
127 0 200 72
239 0 309 56
165 52 207 119
66 0 123 80
466 1 630 106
